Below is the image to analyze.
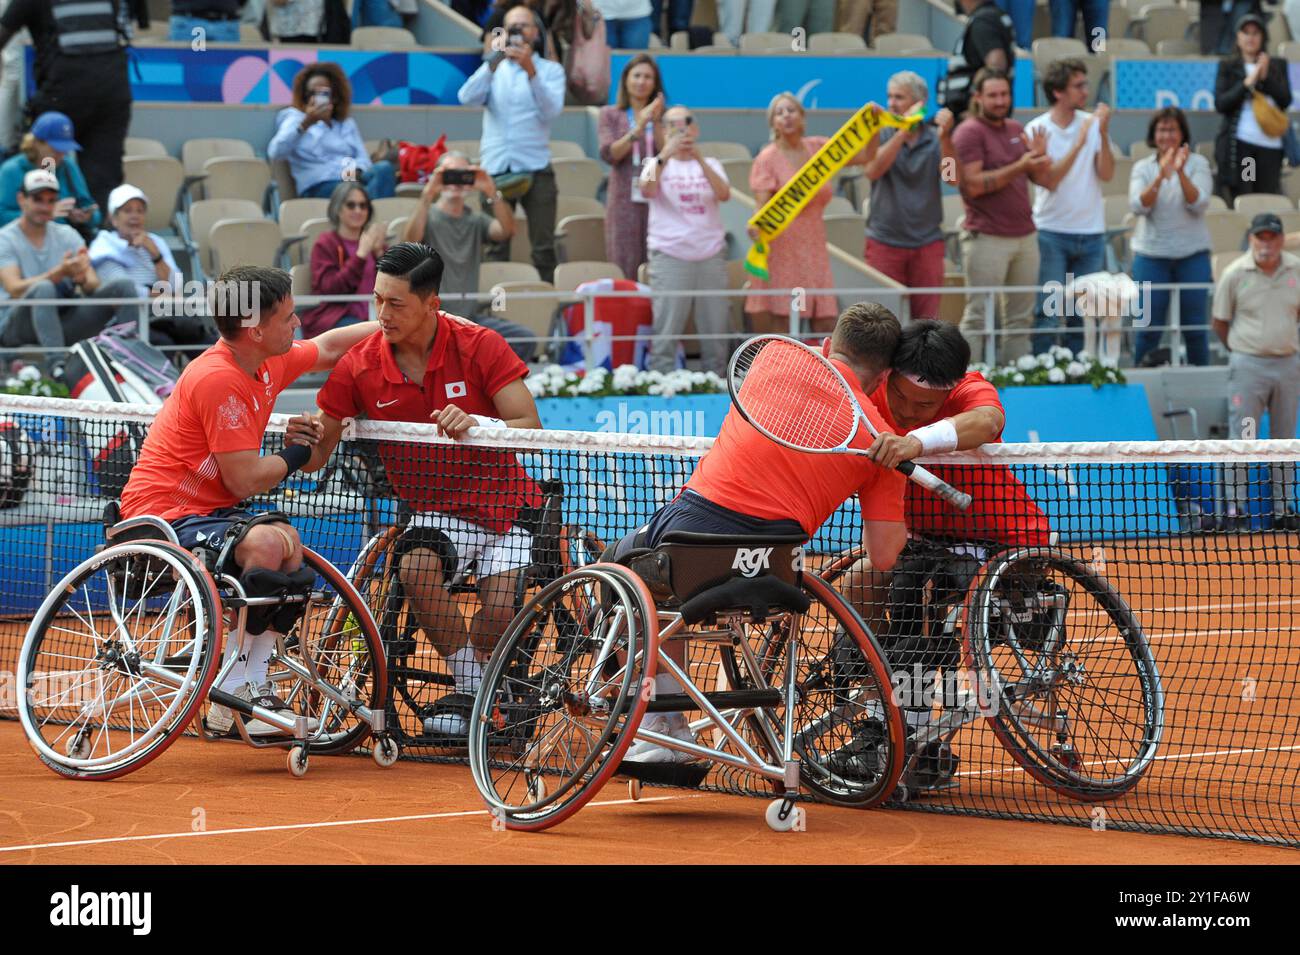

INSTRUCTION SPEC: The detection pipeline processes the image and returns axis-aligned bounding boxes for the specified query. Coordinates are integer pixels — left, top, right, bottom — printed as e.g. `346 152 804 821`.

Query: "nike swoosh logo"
377 399 399 408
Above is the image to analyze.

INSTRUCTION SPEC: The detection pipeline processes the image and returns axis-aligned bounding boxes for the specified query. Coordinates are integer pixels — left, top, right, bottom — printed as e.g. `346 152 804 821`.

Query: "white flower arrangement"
3 363 68 398
526 364 728 399
977 349 1126 389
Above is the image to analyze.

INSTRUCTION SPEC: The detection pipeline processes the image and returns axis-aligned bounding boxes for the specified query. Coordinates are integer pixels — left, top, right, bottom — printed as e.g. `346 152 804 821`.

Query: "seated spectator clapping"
0 112 101 239
268 62 397 200
299 183 387 338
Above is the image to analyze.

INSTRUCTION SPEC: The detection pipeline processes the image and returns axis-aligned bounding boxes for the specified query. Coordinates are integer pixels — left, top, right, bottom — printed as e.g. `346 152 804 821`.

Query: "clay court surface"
0 721 1293 865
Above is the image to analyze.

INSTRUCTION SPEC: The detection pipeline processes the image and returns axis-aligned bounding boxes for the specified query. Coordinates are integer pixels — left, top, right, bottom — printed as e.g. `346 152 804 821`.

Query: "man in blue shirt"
457 5 566 283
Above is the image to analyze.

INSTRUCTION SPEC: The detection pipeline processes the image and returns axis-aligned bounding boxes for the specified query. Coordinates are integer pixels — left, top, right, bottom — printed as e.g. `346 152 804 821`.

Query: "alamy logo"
732 547 773 577
50 885 152 935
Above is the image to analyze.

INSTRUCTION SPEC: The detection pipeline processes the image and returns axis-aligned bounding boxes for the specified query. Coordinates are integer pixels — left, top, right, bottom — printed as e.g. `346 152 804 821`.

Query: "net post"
984 291 996 367
582 286 596 373
1168 283 1182 367
788 288 800 338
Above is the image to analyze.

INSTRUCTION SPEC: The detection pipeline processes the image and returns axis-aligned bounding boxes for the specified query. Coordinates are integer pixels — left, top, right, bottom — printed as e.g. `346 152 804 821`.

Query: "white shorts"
407 511 532 581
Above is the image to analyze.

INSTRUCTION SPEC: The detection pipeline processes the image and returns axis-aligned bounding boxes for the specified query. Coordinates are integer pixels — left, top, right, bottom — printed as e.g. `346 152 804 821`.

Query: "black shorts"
605 490 805 563
169 508 255 552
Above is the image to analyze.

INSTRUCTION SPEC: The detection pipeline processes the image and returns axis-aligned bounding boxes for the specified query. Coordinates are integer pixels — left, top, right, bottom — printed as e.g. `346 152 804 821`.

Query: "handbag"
494 170 534 201
1252 90 1290 139
397 135 448 183
566 0 611 107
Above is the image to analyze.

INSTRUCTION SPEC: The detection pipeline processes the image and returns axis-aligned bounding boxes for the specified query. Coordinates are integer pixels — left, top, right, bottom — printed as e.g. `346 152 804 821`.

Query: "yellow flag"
744 103 926 281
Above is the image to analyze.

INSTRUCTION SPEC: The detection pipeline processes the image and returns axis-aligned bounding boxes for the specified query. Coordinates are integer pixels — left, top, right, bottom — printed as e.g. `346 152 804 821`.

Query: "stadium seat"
697 141 753 161
1128 4 1192 49
550 141 588 160
182 137 255 198
1129 141 1156 161
825 195 857 218
823 214 865 255
873 32 935 53
239 23 262 42
1280 41 1300 61
551 158 605 198
371 197 420 225
1278 211 1300 234
1099 157 1133 197
272 158 297 202
1282 172 1300 206
1233 193 1291 217
554 260 623 291
479 261 542 292
1103 193 1135 268
208 219 283 273
290 263 313 297
1212 249 1243 280
739 31 794 52
122 156 185 234
809 32 868 52
351 26 417 48
1108 5 1133 44
719 158 753 195
1103 36 1151 54
124 136 167 159
443 139 481 160
690 43 735 53
556 195 606 221
1155 38 1199 54
1204 211 1249 253
202 156 272 207
1207 194 1229 212
1195 142 1216 164
509 208 532 263
1032 37 1089 61
555 214 606 263
296 217 333 261
669 30 692 51
386 216 411 244
486 280 559 343
187 198 264 275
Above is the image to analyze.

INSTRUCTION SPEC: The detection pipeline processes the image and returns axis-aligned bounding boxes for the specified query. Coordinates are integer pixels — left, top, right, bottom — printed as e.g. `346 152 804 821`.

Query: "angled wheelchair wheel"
18 541 223 781
720 573 906 808
468 563 658 832
278 547 388 756
963 548 1165 801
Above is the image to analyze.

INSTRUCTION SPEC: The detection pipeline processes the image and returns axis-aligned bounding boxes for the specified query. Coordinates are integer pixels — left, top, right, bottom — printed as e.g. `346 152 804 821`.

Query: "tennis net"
1 393 1297 847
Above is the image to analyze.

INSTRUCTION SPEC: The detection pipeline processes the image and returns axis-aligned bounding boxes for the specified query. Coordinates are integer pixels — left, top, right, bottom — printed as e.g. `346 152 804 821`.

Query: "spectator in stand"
639 105 731 375
1213 212 1300 530
838 0 897 45
719 0 774 47
651 0 692 41
169 0 242 41
268 62 397 201
746 92 870 335
953 68 1050 362
1202 0 1262 55
1026 58 1113 356
0 170 136 370
598 54 665 282
775 0 833 35
1214 13 1291 204
269 0 325 42
939 0 1014 119
593 0 653 48
0 113 100 239
299 182 386 338
1049 0 1107 48
1129 107 1213 367
459 5 566 283
862 72 956 322
995 0 1033 50
482 0 559 59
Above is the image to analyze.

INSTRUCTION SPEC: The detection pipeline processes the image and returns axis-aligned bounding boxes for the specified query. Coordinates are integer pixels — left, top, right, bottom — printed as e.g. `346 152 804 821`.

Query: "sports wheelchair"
17 505 397 780
345 480 606 748
467 532 909 832
821 539 1165 802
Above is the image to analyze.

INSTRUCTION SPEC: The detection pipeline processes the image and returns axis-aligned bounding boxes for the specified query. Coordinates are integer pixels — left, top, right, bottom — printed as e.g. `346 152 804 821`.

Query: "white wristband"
474 416 508 430
910 419 958 454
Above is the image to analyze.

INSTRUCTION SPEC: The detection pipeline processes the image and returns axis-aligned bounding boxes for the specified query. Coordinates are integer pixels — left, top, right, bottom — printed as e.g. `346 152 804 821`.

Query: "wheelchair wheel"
963 548 1164 800
719 573 906 808
18 541 223 780
280 547 387 755
468 563 658 831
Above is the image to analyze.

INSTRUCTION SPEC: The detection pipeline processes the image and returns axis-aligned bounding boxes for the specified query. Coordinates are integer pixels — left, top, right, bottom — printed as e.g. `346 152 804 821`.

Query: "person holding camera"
458 5 566 283
268 62 397 200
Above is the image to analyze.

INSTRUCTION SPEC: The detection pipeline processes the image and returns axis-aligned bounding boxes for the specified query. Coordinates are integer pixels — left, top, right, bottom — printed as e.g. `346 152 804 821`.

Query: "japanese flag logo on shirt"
446 381 467 399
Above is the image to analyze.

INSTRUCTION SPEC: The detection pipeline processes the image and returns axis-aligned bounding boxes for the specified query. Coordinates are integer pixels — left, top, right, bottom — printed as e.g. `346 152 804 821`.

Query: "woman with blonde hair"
745 91 869 334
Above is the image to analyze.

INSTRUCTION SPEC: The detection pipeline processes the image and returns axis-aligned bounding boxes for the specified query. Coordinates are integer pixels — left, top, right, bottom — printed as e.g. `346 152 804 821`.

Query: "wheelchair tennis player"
301 242 543 740
119 265 377 737
603 302 910 771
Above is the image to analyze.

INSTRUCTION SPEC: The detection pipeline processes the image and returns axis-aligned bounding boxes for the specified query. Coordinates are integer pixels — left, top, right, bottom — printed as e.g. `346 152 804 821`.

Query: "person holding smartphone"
0 111 100 239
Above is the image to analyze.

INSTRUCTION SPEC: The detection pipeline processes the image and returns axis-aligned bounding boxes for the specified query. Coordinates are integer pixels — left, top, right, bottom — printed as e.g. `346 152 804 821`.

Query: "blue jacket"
0 153 102 233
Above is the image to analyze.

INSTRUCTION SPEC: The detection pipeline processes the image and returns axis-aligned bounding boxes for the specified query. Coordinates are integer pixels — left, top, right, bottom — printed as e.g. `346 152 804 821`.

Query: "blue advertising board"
1115 56 1300 111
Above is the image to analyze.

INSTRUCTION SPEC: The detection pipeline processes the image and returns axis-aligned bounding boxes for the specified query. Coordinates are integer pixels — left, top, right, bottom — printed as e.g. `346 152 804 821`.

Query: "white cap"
107 183 148 217
21 168 59 195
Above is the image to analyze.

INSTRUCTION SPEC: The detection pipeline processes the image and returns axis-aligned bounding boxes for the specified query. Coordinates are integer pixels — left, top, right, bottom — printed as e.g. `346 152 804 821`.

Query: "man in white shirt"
457 5 566 283
1025 57 1114 356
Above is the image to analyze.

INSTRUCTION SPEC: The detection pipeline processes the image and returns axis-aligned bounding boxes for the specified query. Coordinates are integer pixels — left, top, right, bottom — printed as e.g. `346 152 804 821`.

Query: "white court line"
1135 596 1300 616
957 741 1300 779
0 792 697 855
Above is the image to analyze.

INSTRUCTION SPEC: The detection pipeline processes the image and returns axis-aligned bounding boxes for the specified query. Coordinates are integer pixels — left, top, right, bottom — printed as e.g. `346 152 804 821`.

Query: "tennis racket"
728 334 973 511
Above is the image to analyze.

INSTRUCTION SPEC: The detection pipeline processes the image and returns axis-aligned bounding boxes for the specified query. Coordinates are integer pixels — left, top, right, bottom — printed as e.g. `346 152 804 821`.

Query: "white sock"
216 631 247 694
244 631 280 688
448 646 482 695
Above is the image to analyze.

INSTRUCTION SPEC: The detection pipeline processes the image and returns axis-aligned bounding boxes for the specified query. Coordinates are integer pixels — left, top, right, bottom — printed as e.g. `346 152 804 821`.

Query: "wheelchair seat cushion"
679 575 811 625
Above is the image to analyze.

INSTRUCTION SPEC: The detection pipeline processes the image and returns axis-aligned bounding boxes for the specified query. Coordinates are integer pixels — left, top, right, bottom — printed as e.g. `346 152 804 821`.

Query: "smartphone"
311 89 331 107
442 168 476 186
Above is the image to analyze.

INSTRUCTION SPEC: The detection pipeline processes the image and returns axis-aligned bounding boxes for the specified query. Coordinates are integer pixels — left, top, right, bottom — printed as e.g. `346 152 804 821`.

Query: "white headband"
900 372 954 392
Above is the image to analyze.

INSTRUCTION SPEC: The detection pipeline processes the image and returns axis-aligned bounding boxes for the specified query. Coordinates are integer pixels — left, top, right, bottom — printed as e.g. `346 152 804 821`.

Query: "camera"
442 168 476 186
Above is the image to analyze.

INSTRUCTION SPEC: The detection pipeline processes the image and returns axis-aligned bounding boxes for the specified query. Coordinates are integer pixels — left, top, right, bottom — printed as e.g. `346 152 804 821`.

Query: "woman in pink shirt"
638 105 732 375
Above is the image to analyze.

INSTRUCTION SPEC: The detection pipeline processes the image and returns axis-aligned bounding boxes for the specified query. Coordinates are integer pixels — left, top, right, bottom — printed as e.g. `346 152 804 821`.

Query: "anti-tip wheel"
65 734 91 759
288 746 309 778
765 799 803 832
527 775 547 802
372 736 400 768
628 779 642 801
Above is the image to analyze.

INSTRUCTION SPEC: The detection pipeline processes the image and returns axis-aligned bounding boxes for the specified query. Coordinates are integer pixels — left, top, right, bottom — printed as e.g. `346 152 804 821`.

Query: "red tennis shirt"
869 371 1051 546
315 313 540 534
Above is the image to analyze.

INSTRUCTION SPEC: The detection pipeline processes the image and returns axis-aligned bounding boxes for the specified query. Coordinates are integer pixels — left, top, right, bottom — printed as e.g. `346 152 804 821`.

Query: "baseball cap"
1249 212 1284 236
107 184 148 217
30 112 81 153
21 169 60 195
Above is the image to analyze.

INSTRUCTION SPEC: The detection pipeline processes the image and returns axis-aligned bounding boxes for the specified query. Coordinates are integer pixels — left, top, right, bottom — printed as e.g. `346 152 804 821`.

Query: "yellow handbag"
1252 91 1290 139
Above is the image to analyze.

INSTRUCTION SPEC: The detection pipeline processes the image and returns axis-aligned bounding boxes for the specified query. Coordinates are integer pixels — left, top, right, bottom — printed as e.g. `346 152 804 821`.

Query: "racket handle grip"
894 461 973 512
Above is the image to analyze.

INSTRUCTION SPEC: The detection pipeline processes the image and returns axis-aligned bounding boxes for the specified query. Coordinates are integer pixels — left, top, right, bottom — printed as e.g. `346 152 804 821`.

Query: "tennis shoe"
623 712 697 764
206 683 317 738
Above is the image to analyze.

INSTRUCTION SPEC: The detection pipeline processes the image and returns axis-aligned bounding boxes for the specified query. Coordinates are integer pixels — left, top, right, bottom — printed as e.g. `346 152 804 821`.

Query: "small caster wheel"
527 775 547 802
892 784 910 803
765 799 802 832
628 778 642 801
372 735 400 768
287 745 309 778
66 734 91 759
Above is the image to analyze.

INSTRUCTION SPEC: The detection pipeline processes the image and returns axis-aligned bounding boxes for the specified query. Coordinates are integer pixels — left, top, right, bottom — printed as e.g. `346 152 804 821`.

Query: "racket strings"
735 340 858 450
